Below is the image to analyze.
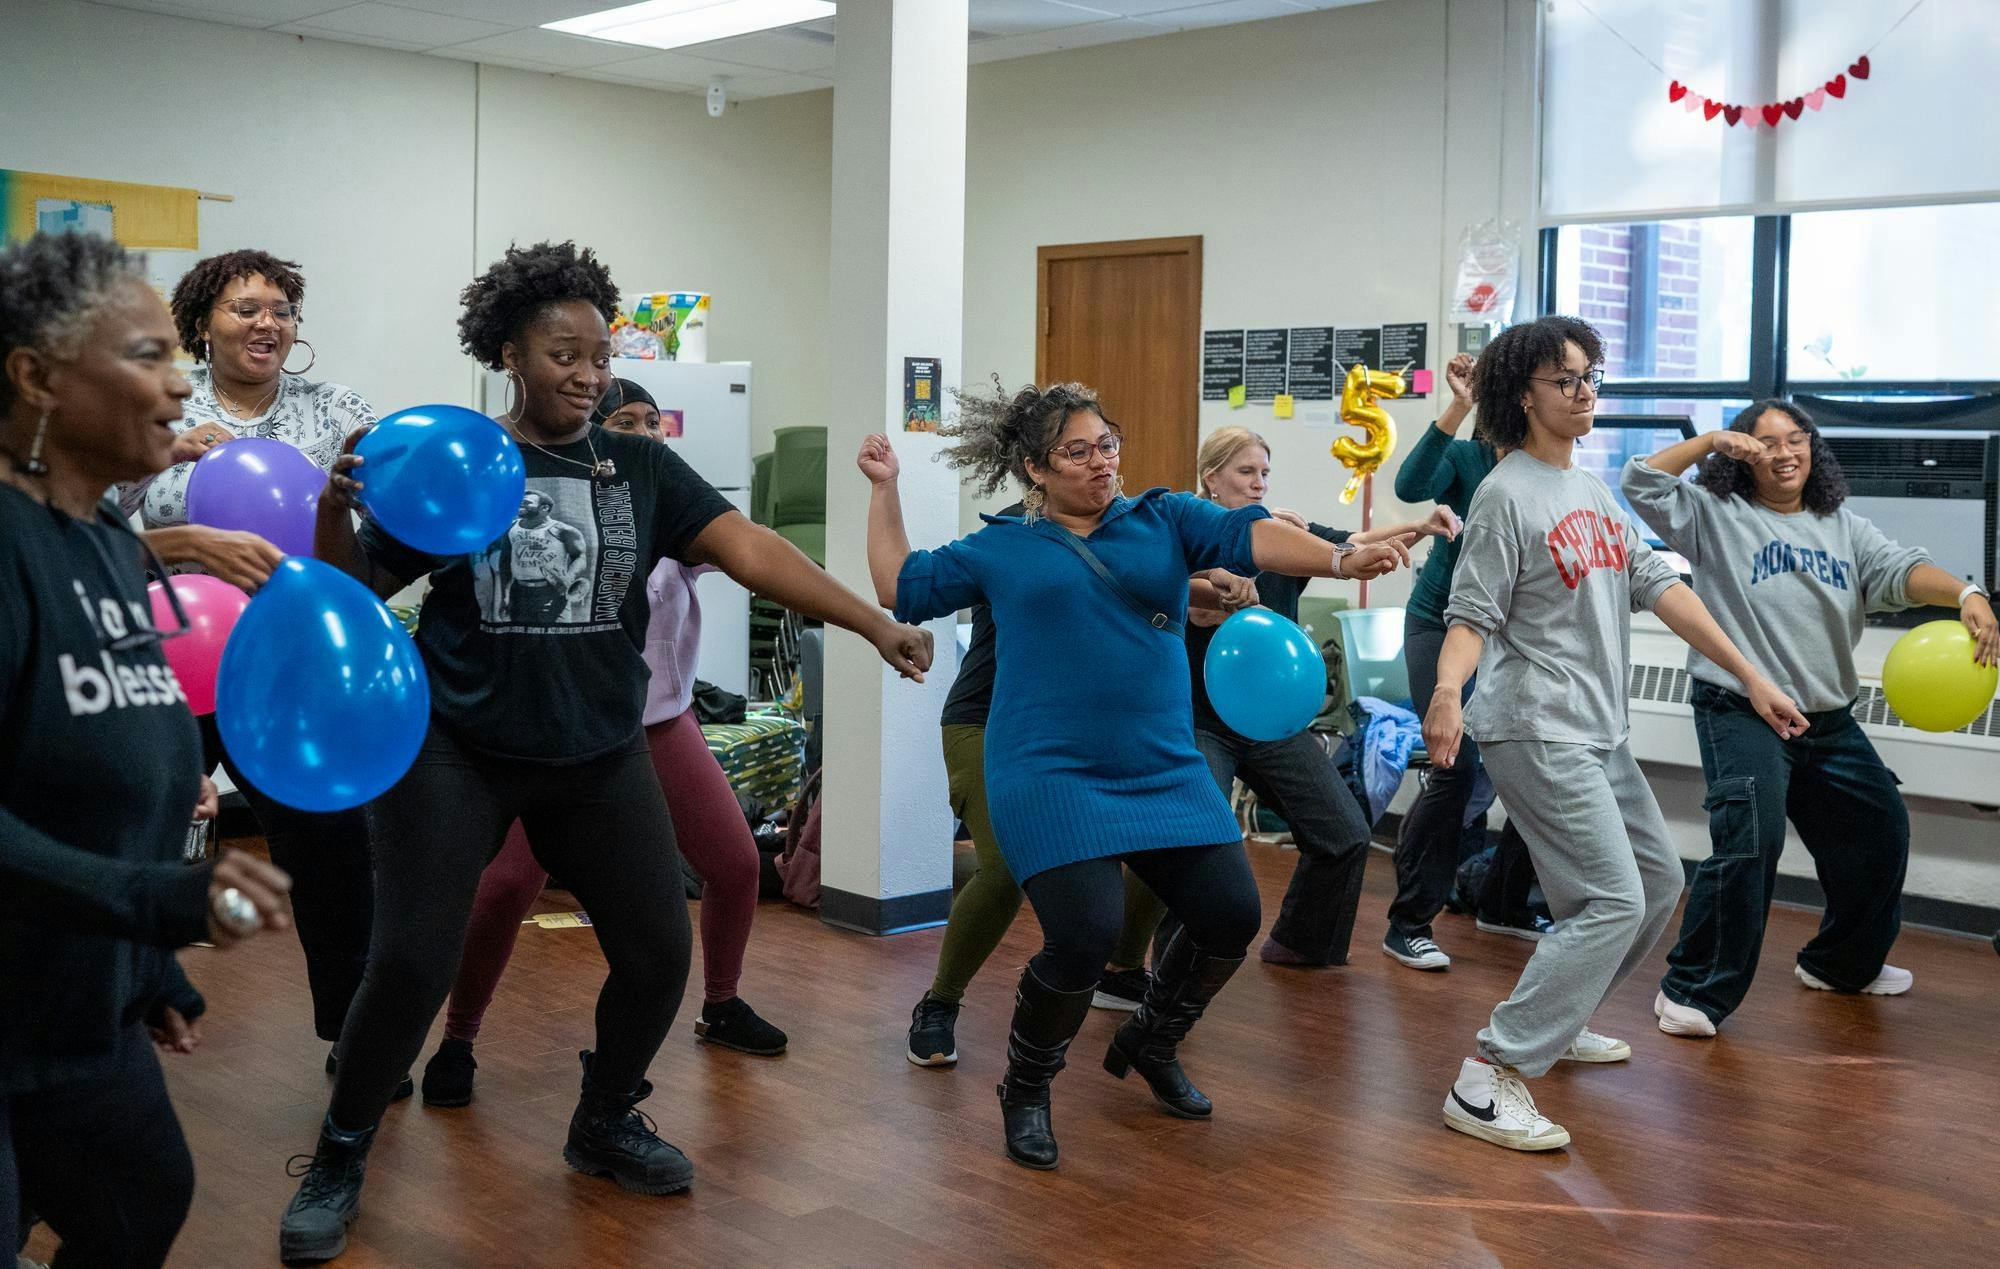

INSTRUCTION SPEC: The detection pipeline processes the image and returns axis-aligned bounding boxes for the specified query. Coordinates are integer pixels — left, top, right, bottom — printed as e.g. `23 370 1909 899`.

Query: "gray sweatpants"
1475 740 1683 1076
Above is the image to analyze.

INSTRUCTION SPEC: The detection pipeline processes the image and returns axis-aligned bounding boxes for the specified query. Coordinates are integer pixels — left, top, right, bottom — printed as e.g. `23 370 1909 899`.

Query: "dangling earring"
1022 483 1046 522
283 339 317 376
1112 474 1126 500
24 406 52 476
202 338 211 363
504 369 526 425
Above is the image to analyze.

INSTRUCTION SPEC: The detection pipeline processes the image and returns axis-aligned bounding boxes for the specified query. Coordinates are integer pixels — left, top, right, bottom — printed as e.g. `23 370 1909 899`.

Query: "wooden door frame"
1034 235 1204 387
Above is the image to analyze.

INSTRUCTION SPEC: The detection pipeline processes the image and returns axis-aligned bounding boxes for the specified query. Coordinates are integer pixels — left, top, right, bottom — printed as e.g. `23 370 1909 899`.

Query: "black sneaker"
279 1118 375 1264
326 1047 413 1102
693 997 788 1056
1090 968 1150 1011
562 1051 694 1196
905 993 959 1067
421 1038 477 1107
1382 931 1452 970
1475 911 1557 942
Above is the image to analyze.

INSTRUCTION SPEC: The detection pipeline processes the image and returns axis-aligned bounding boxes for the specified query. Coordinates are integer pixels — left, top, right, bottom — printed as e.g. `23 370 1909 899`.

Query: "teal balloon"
1203 609 1326 741
216 557 430 812
354 405 526 555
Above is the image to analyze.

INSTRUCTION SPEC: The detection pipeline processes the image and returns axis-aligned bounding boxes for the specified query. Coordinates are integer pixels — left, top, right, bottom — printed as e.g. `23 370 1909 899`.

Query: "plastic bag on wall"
1448 219 1521 323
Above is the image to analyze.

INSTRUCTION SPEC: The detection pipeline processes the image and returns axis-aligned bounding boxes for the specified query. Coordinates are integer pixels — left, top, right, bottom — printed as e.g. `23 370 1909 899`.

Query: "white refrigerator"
482 360 754 697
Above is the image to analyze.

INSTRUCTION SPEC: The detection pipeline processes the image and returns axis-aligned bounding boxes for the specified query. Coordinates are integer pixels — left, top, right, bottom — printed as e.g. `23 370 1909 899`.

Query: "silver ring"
213 886 261 937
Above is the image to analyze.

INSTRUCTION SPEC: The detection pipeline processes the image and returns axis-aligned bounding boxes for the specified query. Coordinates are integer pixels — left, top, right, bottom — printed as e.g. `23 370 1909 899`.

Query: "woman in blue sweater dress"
860 381 1410 1170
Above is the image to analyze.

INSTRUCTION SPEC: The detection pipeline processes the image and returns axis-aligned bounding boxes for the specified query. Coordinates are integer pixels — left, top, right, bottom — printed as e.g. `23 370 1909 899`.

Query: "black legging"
327 724 691 1132
3 1024 195 1268
1021 842 1261 992
199 715 373 1042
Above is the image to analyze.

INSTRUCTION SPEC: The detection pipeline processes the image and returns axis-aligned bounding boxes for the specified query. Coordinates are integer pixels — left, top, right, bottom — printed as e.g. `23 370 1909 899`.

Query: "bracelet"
1959 582 1986 606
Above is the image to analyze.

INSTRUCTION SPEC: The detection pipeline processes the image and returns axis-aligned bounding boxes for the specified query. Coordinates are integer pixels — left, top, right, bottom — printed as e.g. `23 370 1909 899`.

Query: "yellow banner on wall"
1 169 199 249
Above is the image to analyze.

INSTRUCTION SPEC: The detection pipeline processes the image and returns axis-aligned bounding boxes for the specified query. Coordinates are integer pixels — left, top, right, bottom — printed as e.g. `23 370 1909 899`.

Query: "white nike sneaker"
1654 990 1717 1038
1559 1027 1632 1062
1442 1058 1570 1152
1795 963 1914 996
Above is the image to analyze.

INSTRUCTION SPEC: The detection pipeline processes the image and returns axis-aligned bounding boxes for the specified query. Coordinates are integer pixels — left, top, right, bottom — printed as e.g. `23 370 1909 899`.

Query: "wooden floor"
29 839 2000 1268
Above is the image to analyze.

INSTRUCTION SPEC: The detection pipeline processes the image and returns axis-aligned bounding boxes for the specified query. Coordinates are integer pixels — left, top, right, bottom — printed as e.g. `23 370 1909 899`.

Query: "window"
1580 408 1729 548
1553 218 1754 383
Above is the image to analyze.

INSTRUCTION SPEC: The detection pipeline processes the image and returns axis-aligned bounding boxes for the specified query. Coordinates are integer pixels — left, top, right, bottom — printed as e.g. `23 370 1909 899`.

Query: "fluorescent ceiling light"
546 0 835 51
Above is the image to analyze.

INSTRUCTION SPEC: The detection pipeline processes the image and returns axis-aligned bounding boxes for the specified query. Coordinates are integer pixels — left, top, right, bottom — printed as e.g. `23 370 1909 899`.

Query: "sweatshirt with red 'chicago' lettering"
1444 448 1682 748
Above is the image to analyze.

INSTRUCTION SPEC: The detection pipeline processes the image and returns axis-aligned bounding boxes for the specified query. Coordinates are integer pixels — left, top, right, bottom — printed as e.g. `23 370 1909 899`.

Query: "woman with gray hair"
859 380 1409 1170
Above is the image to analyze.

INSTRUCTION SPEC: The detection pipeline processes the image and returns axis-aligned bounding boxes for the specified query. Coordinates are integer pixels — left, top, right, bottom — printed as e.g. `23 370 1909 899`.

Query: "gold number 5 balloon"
1333 362 1405 504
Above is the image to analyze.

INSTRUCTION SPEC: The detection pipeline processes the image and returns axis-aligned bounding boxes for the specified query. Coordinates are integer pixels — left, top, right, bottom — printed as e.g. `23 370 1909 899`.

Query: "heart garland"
1667 55 1870 129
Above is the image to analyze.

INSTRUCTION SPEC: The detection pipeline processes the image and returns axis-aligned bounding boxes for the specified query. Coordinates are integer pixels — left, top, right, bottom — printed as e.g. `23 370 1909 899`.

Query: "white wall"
0 0 832 456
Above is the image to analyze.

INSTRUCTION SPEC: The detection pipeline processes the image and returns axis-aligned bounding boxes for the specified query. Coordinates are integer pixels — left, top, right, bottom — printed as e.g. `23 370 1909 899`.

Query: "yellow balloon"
1332 363 1405 504
1880 619 1999 732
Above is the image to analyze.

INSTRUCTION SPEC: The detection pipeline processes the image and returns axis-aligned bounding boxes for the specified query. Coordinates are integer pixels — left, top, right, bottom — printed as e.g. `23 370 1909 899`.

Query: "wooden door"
1036 236 1202 498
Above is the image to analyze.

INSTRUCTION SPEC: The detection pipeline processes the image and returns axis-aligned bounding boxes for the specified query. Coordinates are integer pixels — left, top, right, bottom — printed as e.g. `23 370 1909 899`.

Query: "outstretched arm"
1250 518 1412 580
1905 564 1998 666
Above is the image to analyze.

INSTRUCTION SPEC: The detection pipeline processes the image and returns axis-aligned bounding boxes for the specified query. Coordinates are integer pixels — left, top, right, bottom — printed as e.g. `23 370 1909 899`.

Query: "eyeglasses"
1759 432 1812 454
1529 369 1604 399
213 300 301 326
1047 434 1122 466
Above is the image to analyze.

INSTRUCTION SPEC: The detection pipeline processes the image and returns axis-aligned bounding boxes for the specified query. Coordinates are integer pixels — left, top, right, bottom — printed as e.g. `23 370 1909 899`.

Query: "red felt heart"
1669 80 1687 102
1850 55 1870 79
1762 103 1783 126
1783 97 1804 120
1826 74 1846 98
1703 99 1722 121
1723 104 1743 126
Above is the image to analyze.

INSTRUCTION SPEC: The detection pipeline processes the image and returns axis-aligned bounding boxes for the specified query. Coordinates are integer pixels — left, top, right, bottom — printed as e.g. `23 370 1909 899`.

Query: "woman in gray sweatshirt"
1624 400 1996 1038
1426 316 1809 1154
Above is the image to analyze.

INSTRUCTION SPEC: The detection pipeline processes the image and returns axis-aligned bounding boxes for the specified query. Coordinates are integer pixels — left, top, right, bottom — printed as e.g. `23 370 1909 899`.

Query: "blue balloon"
354 405 526 555
1203 609 1326 741
216 557 430 812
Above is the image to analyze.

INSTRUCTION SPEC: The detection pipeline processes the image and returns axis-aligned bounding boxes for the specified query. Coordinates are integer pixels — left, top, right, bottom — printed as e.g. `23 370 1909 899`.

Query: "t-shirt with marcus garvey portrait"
1444 449 1683 750
359 426 733 764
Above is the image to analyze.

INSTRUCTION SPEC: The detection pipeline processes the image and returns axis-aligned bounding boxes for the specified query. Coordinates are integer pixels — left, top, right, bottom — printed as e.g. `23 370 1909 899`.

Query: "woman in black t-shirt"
1180 427 1448 965
279 242 931 1264
0 232 293 1268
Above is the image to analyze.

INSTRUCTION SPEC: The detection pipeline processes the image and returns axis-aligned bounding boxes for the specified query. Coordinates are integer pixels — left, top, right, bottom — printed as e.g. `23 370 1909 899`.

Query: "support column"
818 0 968 934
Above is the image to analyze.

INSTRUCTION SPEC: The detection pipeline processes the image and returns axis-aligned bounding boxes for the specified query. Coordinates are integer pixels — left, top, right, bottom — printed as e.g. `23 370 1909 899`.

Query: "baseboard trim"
819 886 952 936
1368 811 1999 940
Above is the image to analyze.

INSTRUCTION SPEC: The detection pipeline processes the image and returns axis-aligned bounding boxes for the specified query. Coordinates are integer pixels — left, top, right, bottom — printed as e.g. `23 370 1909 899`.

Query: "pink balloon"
148 575 250 715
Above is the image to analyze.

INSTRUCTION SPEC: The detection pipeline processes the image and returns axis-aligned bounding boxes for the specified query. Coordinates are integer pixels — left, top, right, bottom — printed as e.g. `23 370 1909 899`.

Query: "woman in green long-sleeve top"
1380 353 1547 973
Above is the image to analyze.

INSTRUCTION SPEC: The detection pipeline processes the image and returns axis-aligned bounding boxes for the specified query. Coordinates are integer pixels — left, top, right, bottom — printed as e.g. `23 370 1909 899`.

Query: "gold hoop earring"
24 406 52 476
283 339 317 376
504 369 526 425
1021 484 1046 522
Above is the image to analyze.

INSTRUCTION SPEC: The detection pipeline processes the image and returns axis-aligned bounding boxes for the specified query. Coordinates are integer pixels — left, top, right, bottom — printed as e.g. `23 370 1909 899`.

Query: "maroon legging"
442 709 760 1042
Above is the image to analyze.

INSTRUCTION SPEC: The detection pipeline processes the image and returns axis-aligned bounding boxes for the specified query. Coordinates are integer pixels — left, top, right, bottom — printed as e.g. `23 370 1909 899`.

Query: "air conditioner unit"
1818 428 1999 629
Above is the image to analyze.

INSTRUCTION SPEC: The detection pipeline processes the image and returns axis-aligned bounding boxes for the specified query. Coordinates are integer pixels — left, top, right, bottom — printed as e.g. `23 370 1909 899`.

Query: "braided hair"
0 232 147 413
939 376 1115 498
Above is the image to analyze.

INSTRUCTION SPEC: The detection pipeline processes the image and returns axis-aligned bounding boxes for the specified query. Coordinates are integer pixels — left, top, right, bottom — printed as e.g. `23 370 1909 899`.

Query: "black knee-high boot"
995 963 1098 1170
1103 930 1244 1118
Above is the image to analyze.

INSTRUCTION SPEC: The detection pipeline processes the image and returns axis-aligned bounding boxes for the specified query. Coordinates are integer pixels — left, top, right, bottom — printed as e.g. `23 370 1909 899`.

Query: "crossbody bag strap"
1046 524 1184 639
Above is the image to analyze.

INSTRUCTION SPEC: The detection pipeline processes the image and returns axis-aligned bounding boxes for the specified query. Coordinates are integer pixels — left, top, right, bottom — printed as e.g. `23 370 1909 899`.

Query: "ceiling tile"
969 0 1118 37
1129 0 1311 30
432 26 652 68
91 0 349 25
390 0 601 22
967 32 1062 64
280 3 514 46
719 72 834 100
673 29 835 75
1039 16 1179 48
275 23 432 51
570 66 706 92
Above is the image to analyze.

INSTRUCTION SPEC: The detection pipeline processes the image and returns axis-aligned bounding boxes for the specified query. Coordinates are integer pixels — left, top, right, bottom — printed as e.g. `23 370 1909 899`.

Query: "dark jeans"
1387 618 1537 938
1661 684 1908 1021
1021 841 1261 993
2 1024 195 1268
1196 727 1370 964
201 715 373 1042
327 724 691 1132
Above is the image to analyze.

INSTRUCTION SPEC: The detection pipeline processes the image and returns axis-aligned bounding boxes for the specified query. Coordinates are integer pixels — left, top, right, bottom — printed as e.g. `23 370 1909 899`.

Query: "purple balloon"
185 437 324 558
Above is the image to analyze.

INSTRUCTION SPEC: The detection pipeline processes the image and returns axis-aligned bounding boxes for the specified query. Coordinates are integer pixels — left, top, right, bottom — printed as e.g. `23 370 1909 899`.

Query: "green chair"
751 451 774 526
768 426 827 567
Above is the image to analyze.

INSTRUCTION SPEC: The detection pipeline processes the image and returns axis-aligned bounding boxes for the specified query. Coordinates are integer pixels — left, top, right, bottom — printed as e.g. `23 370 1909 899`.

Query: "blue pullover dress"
895 488 1269 882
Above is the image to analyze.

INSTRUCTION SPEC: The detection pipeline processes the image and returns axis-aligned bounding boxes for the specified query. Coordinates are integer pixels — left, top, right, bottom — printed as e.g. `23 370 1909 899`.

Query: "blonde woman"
1180 427 1455 964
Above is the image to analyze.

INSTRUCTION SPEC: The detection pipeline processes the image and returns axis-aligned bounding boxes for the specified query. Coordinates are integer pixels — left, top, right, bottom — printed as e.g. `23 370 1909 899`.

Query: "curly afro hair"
169 249 305 361
939 377 1115 499
458 241 619 371
1470 314 1604 452
1694 398 1848 515
0 232 148 413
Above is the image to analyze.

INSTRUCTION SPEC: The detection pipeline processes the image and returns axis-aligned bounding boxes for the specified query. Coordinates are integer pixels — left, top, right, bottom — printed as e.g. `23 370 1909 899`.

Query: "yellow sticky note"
1227 385 1246 409
1274 394 1294 419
